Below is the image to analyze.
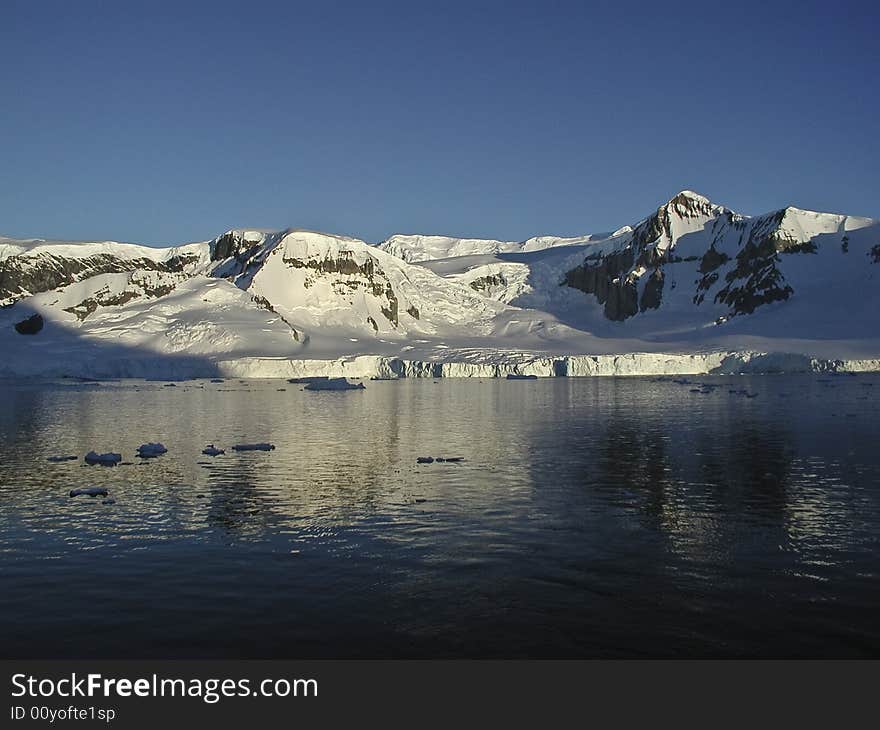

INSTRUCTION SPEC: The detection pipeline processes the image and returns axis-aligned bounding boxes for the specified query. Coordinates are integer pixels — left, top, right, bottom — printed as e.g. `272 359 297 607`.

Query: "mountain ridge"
2 191 878 378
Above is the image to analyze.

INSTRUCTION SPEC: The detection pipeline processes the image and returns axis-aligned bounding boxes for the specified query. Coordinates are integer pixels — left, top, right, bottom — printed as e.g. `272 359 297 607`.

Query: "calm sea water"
0 375 878 658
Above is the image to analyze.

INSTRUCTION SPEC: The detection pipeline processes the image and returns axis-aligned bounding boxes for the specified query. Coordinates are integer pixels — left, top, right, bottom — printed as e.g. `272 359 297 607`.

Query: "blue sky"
1 0 877 246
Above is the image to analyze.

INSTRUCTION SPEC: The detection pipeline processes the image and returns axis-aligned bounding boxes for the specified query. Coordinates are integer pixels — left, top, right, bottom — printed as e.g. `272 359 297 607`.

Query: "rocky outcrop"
14 313 43 335
251 294 302 341
61 270 185 321
282 250 402 326
712 209 808 316
469 273 507 292
639 269 664 311
562 248 638 321
210 231 262 262
0 252 197 304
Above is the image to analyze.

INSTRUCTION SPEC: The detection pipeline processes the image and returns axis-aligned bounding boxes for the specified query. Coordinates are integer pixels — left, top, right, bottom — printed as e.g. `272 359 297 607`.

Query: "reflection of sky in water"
0 376 878 657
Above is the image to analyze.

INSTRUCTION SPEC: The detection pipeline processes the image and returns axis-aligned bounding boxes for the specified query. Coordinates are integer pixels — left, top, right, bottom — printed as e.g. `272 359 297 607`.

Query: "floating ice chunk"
202 444 225 456
69 486 109 497
232 443 275 451
136 442 167 458
47 455 78 462
304 378 365 391
84 451 122 466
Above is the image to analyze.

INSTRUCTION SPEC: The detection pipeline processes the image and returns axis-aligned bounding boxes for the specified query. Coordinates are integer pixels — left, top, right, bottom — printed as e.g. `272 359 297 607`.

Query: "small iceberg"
84 451 122 466
202 444 225 456
418 456 464 464
70 486 109 498
232 443 275 451
47 455 78 463
136 442 167 458
304 378 365 391
506 374 537 380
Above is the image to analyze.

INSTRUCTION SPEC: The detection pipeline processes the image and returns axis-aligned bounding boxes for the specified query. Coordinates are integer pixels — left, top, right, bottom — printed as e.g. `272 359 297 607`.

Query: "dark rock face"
698 245 729 274
0 253 195 303
715 254 792 315
713 210 800 316
210 232 241 261
693 246 729 304
561 196 834 322
562 248 638 321
561 194 717 321
210 231 264 264
14 313 43 334
639 269 664 311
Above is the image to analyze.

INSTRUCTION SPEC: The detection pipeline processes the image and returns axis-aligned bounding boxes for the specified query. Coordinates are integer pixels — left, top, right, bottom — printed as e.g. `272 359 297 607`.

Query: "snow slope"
376 232 607 262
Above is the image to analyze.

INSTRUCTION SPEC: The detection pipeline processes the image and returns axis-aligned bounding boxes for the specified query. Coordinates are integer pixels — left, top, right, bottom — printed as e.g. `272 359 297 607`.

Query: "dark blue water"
0 376 878 658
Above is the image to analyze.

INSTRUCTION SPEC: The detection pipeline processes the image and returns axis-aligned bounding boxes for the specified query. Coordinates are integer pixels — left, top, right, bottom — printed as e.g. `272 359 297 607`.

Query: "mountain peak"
669 190 713 206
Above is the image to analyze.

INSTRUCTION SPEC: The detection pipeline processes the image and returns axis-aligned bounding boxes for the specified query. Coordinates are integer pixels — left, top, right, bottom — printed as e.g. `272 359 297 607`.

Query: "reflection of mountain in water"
0 377 878 657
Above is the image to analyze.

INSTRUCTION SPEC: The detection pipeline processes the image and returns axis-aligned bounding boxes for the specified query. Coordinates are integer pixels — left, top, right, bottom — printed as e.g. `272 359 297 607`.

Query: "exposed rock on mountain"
14 313 43 335
1 190 878 377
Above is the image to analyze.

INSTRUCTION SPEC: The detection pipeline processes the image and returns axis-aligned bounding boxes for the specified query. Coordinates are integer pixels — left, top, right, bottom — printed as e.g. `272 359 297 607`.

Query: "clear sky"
2 0 877 246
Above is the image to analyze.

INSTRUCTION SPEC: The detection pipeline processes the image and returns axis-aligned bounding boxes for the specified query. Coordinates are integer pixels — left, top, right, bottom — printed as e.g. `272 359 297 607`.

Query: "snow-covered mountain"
376 231 609 263
2 191 878 378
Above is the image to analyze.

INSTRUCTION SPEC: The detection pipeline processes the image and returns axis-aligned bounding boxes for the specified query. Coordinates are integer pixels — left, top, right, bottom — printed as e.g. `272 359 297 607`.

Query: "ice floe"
69 486 109 497
84 451 122 466
136 442 167 458
304 377 365 391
